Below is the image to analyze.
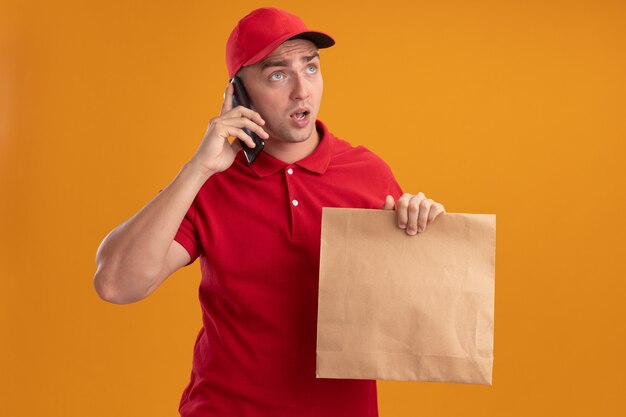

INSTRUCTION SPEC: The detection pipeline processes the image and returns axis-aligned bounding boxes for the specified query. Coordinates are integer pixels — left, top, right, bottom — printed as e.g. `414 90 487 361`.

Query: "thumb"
382 195 395 210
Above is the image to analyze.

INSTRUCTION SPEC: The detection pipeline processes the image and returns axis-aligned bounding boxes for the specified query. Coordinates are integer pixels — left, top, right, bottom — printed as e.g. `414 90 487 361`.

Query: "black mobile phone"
230 76 265 164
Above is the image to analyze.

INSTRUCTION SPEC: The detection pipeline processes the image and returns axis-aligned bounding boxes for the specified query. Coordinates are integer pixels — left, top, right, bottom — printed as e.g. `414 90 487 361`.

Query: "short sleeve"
374 153 403 202
174 199 201 265
386 167 404 201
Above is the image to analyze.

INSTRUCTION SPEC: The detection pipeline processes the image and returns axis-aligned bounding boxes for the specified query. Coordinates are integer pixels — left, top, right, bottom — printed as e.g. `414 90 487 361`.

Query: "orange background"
1 0 625 416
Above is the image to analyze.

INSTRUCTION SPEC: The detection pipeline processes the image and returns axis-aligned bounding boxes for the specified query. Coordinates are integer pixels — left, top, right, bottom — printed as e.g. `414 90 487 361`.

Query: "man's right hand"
188 82 269 179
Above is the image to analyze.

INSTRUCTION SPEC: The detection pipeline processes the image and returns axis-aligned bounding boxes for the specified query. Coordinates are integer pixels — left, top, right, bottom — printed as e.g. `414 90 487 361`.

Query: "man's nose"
290 74 310 101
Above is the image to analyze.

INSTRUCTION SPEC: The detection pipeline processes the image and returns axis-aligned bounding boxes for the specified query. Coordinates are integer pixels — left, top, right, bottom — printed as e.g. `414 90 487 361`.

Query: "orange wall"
1 0 625 416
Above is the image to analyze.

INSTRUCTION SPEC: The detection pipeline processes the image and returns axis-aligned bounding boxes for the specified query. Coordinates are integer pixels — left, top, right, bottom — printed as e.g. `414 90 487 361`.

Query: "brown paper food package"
316 208 496 385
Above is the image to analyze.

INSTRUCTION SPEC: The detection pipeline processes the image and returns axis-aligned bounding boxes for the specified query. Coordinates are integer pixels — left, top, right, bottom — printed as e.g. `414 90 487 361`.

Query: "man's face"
239 39 323 145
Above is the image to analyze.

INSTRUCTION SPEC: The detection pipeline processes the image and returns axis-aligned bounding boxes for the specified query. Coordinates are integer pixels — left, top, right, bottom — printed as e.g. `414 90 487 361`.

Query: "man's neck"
263 127 321 164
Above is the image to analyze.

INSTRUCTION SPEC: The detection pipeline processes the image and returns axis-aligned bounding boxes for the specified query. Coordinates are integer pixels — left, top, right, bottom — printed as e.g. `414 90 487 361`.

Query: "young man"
94 7 445 416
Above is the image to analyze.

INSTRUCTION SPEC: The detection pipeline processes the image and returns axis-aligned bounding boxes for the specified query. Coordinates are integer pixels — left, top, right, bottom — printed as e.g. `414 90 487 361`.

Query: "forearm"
94 161 209 302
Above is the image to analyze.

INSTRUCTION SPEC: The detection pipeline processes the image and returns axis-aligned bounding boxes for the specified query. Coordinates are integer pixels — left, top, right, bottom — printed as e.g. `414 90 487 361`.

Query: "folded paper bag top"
316 208 496 385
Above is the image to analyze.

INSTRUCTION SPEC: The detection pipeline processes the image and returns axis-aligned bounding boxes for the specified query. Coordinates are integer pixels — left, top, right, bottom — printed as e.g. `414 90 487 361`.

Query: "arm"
93 83 269 304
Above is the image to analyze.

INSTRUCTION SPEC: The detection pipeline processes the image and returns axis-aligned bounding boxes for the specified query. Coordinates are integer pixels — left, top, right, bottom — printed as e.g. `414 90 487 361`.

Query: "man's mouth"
290 110 310 120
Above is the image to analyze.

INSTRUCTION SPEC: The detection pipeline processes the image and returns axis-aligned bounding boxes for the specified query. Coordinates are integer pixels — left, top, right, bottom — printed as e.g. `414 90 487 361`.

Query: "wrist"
181 159 214 186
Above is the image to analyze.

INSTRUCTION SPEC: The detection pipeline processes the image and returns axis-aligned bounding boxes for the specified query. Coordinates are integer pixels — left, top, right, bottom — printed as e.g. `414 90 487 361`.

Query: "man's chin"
272 125 316 144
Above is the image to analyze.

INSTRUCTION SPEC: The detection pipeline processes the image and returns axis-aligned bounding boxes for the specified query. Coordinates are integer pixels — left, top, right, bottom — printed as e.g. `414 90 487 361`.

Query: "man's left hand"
382 193 446 235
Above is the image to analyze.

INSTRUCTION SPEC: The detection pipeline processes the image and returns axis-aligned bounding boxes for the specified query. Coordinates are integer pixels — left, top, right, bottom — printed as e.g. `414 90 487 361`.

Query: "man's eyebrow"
260 51 320 71
303 52 320 62
261 59 288 70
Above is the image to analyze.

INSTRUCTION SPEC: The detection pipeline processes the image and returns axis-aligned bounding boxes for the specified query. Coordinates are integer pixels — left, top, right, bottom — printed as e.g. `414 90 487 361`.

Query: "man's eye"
306 65 317 73
270 73 284 81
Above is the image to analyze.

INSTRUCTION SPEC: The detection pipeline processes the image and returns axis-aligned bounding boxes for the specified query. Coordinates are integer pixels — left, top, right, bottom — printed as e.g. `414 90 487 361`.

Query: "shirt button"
287 168 294 175
292 199 299 207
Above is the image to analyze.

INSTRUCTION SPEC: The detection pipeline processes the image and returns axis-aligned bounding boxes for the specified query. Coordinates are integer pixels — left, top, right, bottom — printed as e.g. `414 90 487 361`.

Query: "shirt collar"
248 120 333 178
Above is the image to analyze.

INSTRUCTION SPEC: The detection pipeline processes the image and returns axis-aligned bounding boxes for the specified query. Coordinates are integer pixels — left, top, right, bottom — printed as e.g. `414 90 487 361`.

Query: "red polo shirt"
175 120 403 417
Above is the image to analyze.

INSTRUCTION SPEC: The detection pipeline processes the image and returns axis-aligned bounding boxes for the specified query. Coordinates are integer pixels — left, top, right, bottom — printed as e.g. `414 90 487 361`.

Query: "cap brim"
288 31 335 48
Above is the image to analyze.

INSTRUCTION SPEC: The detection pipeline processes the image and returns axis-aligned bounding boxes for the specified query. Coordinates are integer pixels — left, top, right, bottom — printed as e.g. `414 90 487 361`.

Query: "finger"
220 116 269 140
417 199 434 233
406 193 426 235
220 82 235 115
226 105 266 128
382 195 395 210
395 193 414 230
427 203 446 223
222 126 256 149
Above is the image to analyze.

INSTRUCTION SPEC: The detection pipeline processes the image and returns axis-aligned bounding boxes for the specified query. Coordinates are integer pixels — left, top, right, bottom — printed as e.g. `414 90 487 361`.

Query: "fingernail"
417 226 423 233
407 227 416 235
399 223 407 229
